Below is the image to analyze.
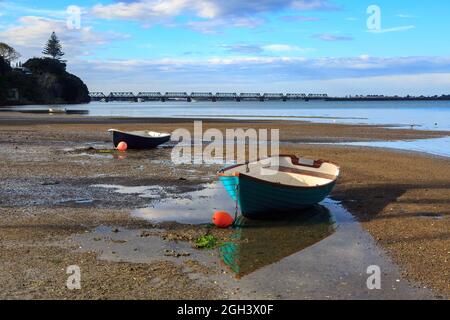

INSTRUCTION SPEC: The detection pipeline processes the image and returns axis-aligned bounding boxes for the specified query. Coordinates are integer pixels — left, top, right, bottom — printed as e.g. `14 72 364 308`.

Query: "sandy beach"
0 112 448 299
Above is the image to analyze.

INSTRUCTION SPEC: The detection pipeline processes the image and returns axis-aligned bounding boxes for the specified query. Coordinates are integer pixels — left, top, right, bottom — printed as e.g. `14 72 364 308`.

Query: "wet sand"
0 113 448 299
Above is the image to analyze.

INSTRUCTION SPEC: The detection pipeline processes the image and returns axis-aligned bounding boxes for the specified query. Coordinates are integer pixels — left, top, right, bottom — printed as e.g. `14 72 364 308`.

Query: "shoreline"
0 113 448 299
2 100 450 133
0 112 448 141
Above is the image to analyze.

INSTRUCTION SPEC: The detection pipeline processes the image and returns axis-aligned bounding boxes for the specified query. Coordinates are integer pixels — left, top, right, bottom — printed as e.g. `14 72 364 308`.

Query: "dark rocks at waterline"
0 57 90 106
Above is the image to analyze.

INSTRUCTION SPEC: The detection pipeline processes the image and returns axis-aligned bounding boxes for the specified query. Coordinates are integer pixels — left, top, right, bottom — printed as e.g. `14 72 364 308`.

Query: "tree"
23 57 66 74
0 56 11 74
0 43 21 63
42 32 65 60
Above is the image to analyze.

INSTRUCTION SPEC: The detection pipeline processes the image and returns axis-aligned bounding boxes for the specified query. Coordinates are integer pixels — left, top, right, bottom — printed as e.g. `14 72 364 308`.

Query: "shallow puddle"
65 143 175 163
132 183 236 224
68 226 212 265
55 198 94 205
217 199 435 299
110 182 350 279
133 182 340 276
68 182 436 299
92 184 173 199
220 205 335 278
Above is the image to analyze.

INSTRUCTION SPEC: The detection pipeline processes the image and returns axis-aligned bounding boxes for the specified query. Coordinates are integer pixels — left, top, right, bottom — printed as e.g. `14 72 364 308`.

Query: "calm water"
8 100 450 131
334 136 450 158
5 100 450 157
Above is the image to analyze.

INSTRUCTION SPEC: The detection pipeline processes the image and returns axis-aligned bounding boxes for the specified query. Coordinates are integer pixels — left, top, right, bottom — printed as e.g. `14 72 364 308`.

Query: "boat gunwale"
218 155 340 190
108 129 171 139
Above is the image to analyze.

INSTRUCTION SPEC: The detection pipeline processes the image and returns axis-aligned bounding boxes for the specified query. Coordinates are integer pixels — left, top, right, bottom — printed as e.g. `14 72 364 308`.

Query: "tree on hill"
23 57 66 74
0 43 21 63
0 56 12 74
42 32 65 60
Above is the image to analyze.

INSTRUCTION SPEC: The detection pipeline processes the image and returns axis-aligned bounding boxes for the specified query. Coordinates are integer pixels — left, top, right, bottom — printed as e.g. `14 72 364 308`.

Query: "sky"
1 0 450 95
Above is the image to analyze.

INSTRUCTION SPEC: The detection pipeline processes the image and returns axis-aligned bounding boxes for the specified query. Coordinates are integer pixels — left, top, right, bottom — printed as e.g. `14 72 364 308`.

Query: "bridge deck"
88 92 329 101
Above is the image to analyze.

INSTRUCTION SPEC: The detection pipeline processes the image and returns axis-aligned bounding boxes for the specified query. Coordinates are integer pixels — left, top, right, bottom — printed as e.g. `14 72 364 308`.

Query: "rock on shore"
0 57 90 106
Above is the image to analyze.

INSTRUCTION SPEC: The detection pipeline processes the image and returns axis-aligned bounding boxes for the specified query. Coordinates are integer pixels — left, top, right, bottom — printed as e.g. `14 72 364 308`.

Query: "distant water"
8 100 450 131
314 136 450 158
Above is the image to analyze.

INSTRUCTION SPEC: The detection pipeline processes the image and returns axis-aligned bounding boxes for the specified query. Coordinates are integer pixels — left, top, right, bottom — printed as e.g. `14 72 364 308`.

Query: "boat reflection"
219 205 335 278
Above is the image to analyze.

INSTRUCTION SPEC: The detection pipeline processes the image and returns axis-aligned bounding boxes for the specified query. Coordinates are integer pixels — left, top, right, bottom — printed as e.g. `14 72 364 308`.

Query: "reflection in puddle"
55 198 94 205
66 144 174 162
220 206 335 278
132 183 236 224
131 182 343 276
91 184 178 200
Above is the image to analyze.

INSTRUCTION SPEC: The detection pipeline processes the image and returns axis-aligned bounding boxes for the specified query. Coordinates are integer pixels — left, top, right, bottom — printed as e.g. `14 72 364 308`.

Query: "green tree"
0 43 21 63
42 32 65 60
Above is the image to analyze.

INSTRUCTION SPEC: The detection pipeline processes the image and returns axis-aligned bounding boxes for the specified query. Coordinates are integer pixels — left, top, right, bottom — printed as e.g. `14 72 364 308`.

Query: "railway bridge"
88 92 328 102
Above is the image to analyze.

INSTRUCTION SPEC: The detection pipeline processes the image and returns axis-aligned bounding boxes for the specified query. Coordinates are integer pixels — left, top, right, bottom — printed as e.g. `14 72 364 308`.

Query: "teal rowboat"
218 155 340 219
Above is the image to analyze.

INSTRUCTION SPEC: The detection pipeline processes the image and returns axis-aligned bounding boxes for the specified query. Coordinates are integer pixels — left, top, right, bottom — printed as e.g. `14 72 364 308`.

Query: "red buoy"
117 141 127 151
212 211 234 228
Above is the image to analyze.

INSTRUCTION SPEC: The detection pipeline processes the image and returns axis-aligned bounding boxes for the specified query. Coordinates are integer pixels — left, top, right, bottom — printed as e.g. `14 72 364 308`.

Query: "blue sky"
1 0 450 94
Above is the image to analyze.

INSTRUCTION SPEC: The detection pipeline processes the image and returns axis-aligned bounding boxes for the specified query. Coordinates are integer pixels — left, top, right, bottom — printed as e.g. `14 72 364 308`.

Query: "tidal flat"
0 112 448 299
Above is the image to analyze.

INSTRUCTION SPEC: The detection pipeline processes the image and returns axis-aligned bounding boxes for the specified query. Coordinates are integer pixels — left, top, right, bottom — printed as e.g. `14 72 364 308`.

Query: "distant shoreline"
326 96 450 101
88 96 450 103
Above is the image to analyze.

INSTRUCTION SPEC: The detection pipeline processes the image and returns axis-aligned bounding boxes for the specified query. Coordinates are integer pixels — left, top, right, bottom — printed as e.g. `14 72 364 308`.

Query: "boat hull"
111 131 171 149
220 174 336 219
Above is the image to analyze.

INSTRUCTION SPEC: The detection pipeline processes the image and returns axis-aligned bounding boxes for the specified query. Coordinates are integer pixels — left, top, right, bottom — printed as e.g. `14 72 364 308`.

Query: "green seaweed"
194 234 218 249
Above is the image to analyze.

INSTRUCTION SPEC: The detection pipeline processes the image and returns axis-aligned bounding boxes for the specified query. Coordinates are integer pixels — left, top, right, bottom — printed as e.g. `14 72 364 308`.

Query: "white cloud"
280 15 321 22
220 43 313 54
0 2 67 19
72 55 450 95
307 73 450 96
359 54 370 60
313 33 353 41
92 0 185 21
186 17 265 34
91 0 214 21
91 0 338 31
0 16 129 59
291 0 338 11
397 14 416 19
73 55 450 77
262 44 312 52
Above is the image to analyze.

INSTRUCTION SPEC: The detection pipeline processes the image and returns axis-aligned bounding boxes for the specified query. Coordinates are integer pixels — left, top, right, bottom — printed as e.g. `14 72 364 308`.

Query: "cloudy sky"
1 0 450 95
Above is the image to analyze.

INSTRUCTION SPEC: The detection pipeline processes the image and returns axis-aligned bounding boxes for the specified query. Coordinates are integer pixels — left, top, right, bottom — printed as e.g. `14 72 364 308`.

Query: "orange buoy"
117 141 128 151
212 211 234 228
